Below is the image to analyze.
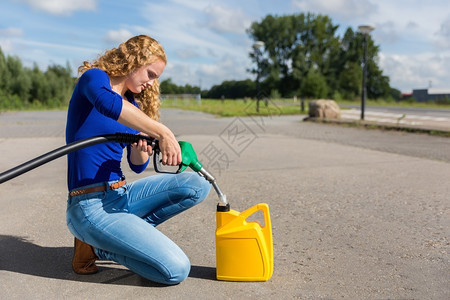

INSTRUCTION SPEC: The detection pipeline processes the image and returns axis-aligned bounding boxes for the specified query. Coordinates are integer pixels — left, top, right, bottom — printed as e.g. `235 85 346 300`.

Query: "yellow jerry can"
215 203 273 281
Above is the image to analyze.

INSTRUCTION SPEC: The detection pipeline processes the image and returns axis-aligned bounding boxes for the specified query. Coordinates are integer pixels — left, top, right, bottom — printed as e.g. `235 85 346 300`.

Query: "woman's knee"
163 255 191 285
172 172 211 205
186 172 212 202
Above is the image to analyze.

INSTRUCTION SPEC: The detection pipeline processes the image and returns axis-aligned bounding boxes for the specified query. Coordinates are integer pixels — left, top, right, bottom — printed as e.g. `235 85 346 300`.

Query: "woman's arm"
78 69 179 165
117 100 181 166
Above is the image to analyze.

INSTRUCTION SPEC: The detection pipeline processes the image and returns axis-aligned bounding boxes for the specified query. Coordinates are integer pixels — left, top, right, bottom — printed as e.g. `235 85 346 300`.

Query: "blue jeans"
66 172 211 285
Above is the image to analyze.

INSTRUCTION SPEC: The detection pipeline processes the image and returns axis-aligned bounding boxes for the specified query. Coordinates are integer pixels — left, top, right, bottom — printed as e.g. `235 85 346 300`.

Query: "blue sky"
1 0 450 93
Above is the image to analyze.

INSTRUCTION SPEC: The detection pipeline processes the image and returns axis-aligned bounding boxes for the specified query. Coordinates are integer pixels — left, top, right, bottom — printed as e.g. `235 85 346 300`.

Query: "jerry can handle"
257 203 273 261
240 203 272 229
240 203 273 259
259 203 272 231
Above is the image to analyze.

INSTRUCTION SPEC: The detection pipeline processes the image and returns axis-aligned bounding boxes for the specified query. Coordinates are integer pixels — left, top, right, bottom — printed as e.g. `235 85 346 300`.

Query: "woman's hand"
131 133 153 155
129 133 153 165
159 132 181 166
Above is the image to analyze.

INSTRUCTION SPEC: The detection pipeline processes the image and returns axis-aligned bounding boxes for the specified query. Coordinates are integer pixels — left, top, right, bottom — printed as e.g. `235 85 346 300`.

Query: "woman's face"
126 59 165 93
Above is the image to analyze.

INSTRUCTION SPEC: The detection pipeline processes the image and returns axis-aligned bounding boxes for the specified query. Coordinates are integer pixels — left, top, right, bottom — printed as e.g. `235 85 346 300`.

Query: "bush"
403 97 418 104
434 96 450 105
332 90 342 102
0 93 24 110
0 47 74 110
270 89 281 99
301 69 328 99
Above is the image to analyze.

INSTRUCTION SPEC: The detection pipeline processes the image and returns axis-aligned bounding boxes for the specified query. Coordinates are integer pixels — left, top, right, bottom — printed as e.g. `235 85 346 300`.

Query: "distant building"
412 88 450 102
401 92 412 98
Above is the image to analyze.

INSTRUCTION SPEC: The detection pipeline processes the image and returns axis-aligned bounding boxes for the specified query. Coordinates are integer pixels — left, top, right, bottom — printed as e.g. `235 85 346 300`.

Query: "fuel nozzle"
152 140 228 206
198 167 228 206
176 141 228 206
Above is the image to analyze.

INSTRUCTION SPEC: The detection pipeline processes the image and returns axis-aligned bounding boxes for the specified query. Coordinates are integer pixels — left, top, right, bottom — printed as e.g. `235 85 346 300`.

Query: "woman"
65 35 211 285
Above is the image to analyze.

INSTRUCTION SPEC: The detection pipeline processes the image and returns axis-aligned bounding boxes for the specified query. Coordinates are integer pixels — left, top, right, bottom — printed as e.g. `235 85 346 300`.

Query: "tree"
0 48 11 93
160 78 179 94
301 68 328 98
248 13 340 97
247 14 394 100
160 78 201 95
340 28 391 99
7 55 32 103
205 79 255 99
0 46 75 109
389 87 401 101
338 61 362 100
366 62 391 99
44 63 73 106
29 63 49 103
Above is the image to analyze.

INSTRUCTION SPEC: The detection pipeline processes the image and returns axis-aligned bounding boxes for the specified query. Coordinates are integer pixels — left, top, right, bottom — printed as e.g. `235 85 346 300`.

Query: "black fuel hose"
0 133 156 184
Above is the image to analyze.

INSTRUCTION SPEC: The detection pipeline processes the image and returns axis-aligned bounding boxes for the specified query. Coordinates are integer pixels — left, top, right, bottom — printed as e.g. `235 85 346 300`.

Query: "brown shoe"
72 237 98 275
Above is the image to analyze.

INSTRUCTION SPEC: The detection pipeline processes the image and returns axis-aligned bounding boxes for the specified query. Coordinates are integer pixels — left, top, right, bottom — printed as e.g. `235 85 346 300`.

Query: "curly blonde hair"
78 35 167 120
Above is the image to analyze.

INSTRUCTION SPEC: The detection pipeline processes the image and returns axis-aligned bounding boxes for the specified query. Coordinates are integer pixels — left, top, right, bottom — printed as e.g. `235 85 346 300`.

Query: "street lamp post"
253 41 264 113
358 25 375 120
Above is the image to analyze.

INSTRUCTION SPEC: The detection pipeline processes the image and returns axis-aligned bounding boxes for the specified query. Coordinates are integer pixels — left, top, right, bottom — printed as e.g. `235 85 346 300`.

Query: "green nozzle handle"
152 140 203 174
179 141 203 172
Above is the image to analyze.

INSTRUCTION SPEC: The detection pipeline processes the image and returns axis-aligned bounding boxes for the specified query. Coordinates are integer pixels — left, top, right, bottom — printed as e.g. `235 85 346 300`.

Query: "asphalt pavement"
0 109 449 299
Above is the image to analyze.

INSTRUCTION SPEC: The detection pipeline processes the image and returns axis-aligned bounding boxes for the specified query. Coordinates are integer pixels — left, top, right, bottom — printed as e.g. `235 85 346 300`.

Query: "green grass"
161 98 306 117
3 97 449 116
0 100 69 112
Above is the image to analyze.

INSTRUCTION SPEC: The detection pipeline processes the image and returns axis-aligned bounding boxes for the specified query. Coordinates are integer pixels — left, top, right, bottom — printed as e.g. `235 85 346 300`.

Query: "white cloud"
162 62 196 87
292 0 377 20
0 39 14 52
174 47 201 59
162 52 251 89
104 29 134 45
170 0 211 11
139 1 239 54
18 0 96 16
0 27 24 37
134 1 254 88
374 21 401 44
14 39 98 53
0 27 24 52
196 55 250 86
379 52 450 92
204 4 252 34
434 15 450 50
437 16 450 38
0 27 23 52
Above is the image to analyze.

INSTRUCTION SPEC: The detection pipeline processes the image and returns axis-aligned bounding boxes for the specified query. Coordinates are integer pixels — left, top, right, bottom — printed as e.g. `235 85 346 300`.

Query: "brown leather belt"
69 179 126 197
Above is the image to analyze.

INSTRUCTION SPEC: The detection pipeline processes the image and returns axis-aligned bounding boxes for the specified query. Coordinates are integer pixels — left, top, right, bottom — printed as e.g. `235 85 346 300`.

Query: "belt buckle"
109 177 126 190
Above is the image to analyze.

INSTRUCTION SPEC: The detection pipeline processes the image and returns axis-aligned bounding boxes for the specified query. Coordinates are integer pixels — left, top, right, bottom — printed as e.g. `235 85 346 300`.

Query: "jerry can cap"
216 203 230 212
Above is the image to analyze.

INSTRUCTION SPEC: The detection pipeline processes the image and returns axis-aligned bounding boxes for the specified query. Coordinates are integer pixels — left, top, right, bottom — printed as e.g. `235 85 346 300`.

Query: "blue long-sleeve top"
65 68 149 190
